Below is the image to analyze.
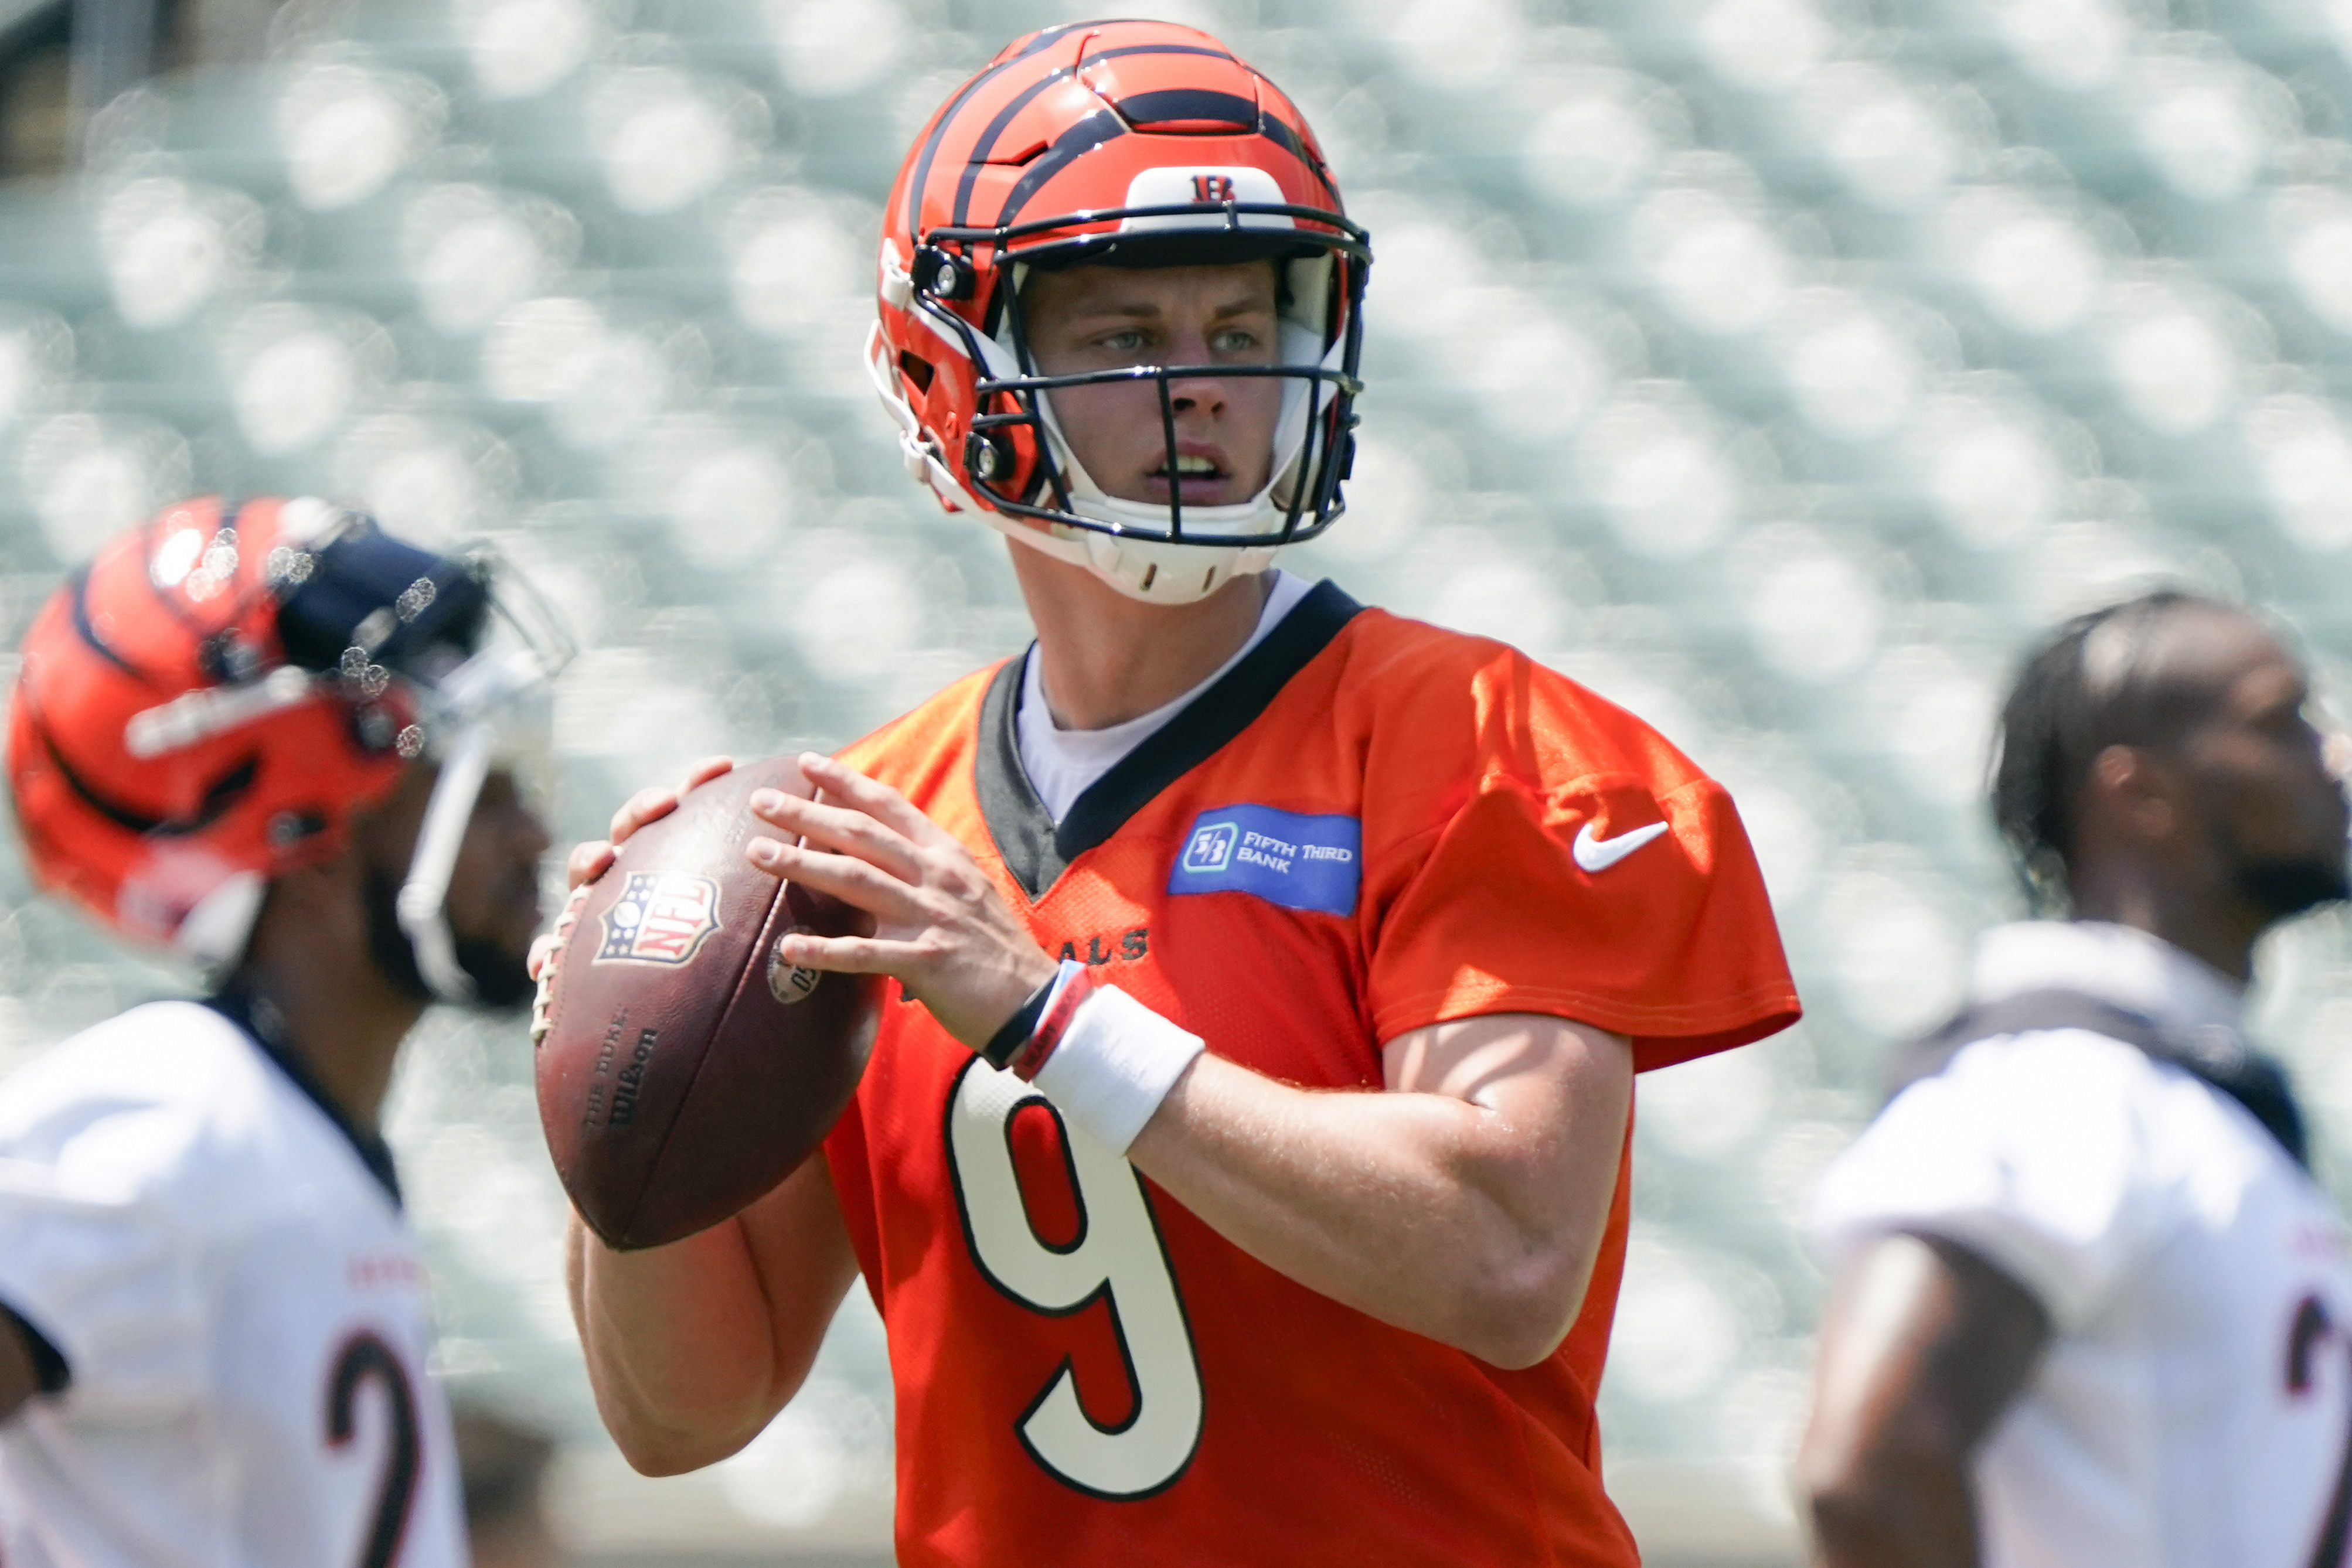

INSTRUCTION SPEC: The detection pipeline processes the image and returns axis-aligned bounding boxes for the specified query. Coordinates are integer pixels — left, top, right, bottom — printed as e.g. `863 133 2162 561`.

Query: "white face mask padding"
396 720 496 1004
390 591 573 1004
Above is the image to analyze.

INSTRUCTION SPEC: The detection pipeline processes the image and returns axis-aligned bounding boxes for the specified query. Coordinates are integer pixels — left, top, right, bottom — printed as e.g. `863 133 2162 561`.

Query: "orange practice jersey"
825 581 1799 1566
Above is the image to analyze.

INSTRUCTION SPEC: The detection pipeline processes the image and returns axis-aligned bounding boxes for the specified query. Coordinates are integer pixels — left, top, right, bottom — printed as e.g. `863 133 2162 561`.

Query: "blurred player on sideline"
0 497 568 1566
453 1404 561 1568
547 20 1799 1565
1799 591 2352 1567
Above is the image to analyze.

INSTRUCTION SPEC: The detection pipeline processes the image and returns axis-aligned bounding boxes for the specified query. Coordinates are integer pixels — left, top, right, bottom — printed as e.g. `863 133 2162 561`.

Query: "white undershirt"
1016 570 1313 823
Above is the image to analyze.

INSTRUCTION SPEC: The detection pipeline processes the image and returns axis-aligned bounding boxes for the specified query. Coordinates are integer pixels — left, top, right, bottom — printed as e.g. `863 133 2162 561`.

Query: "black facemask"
362 868 536 1013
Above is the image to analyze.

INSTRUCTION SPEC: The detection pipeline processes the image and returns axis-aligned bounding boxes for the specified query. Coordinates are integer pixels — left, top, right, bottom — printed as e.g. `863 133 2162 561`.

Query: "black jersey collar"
203 990 404 1207
977 578 1363 900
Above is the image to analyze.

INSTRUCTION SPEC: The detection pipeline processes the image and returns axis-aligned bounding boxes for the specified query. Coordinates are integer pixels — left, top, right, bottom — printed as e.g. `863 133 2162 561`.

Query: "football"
535 758 883 1250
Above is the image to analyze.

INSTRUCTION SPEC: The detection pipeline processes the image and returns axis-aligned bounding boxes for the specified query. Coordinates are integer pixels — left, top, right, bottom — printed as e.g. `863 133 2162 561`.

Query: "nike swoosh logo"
1572 820 1670 874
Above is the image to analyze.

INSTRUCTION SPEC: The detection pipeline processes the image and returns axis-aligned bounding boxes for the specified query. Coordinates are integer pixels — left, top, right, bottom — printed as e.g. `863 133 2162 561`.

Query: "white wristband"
1029 984 1206 1157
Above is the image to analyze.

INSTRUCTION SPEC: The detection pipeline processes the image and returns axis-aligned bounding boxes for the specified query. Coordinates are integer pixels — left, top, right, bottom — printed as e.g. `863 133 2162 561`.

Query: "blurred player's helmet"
6 496 572 1001
869 19 1370 604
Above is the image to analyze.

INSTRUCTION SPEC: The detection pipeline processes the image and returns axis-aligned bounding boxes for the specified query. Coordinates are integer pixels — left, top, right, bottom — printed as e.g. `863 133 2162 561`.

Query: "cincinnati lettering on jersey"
1168 805 1361 916
1059 927 1149 967
896 929 1148 1005
595 872 722 966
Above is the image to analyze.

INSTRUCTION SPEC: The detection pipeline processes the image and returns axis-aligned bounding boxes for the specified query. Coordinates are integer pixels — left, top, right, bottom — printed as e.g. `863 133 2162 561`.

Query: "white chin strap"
394 720 496 1004
175 872 269 971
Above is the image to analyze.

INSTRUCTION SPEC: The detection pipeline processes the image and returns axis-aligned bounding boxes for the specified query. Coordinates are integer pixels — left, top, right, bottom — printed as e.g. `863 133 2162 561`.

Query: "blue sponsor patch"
1168 805 1360 916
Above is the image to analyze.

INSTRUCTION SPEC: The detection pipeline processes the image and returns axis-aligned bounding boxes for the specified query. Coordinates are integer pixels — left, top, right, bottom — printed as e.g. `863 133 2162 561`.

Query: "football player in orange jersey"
550 21 1800 1565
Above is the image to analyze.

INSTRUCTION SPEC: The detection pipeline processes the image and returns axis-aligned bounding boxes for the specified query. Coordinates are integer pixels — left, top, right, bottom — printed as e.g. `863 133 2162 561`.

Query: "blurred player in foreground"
553 21 1799 1564
453 1403 561 1568
1799 591 2352 1566
0 497 567 1566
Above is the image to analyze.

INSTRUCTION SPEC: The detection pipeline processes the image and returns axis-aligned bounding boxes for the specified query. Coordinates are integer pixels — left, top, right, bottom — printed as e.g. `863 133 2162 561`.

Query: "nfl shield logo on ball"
596 873 723 966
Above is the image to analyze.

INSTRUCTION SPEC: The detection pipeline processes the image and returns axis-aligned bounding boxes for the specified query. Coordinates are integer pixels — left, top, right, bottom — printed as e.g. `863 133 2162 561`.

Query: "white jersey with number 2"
0 1000 465 1568
1812 921 2352 1568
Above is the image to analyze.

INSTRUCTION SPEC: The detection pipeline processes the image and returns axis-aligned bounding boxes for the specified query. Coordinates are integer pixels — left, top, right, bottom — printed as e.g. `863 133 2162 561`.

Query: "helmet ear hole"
897 350 934 395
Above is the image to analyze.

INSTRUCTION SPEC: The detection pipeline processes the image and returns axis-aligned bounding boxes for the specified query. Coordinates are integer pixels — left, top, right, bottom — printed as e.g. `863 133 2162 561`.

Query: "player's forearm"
567 1213 789 1472
1797 1235 2046 1568
1126 1053 1618 1368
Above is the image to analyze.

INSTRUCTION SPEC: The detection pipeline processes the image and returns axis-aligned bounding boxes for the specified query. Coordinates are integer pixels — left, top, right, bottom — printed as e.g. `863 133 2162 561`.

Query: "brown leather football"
535 757 881 1250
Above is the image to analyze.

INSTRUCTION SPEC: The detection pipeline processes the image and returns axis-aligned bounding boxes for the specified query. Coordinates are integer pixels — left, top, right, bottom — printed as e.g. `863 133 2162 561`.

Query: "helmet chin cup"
1080 534 1283 605
979 506 1281 605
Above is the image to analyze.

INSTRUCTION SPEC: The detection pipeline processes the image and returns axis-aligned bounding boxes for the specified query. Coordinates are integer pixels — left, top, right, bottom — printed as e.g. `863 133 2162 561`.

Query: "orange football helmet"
7 496 569 996
868 19 1370 604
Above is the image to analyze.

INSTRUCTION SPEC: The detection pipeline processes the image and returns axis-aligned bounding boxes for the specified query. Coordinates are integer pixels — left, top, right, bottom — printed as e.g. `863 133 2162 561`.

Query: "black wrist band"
982 970 1060 1069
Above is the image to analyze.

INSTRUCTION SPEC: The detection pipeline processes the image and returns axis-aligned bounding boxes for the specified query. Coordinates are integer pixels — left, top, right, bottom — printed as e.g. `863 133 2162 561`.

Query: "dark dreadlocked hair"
1990 589 2247 912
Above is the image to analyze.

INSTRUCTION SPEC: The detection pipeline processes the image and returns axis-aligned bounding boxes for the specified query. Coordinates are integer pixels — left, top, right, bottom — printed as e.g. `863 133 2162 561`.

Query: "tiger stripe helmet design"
869 19 1371 604
6 497 569 991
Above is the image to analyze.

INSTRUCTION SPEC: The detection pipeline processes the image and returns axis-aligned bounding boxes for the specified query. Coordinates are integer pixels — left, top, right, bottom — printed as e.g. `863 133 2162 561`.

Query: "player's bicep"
1382 1012 1632 1119
1800 1230 2050 1529
1375 1014 1632 1361
1381 1013 1632 1219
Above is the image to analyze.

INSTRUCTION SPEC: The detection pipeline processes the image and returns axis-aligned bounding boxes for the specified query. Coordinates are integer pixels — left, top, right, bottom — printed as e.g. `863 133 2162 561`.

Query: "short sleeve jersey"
1811 922 2352 1568
822 583 1799 1567
0 1001 466 1568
